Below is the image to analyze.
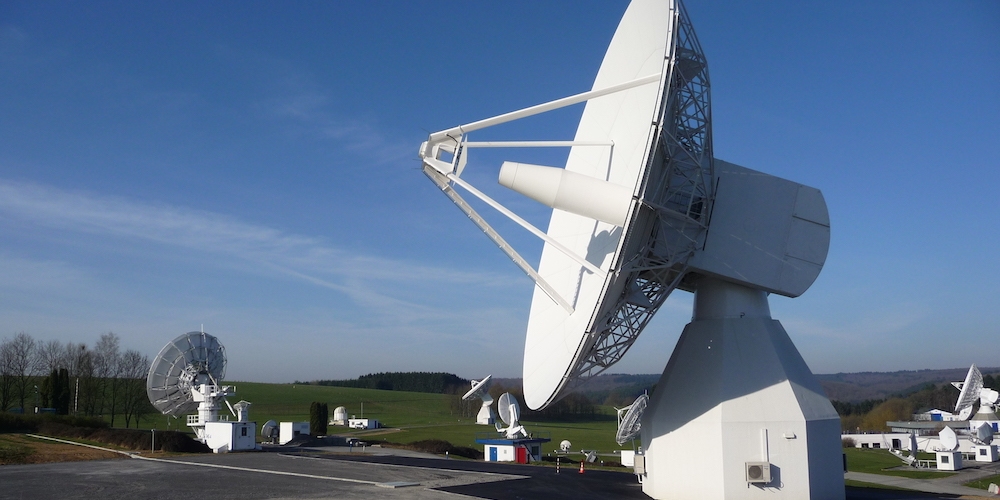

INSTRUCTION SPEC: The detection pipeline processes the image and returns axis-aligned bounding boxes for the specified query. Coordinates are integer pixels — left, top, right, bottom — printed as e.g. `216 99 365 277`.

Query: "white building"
348 418 379 430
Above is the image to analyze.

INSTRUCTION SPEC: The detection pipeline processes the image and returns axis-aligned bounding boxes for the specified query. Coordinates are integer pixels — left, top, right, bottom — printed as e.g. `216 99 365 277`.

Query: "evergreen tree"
57 368 71 415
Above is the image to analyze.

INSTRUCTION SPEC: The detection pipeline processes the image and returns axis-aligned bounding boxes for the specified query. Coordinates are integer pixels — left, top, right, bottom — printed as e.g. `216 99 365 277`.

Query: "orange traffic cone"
579 461 585 474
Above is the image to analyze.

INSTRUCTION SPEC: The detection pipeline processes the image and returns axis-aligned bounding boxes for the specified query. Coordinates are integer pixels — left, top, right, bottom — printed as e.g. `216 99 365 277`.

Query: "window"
241 427 247 437
941 455 949 464
873 443 880 449
981 448 987 456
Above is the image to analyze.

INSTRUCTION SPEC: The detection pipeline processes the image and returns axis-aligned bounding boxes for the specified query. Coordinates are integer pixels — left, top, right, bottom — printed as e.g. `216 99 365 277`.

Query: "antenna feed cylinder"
499 162 632 227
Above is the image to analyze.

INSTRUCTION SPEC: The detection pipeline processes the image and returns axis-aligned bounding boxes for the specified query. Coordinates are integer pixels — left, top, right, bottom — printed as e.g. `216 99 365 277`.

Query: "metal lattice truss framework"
419 2 713 399
146 332 227 416
565 2 714 391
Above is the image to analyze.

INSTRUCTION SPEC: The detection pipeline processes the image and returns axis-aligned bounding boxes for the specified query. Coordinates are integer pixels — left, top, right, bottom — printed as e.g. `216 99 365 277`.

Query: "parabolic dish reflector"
497 392 520 425
955 364 984 414
939 425 959 451
522 0 713 409
146 331 227 416
462 375 493 401
616 393 649 445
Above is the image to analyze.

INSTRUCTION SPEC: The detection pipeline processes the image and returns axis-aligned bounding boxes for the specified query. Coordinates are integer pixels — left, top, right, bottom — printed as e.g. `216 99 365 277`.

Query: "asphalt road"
0 448 992 500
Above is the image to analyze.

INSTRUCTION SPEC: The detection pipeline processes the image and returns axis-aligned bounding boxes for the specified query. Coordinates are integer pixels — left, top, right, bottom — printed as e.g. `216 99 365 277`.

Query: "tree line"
0 332 155 428
303 372 471 395
450 381 600 422
834 372 1000 432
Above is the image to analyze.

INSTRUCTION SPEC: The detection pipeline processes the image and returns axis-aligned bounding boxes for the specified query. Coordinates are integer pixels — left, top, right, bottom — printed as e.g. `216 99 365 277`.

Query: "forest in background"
0 332 154 428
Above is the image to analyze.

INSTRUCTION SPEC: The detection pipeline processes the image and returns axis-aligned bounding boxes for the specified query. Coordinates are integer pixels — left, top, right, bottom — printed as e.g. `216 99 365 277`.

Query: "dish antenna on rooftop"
462 375 496 425
495 392 528 439
972 422 995 446
418 0 841 497
939 426 960 452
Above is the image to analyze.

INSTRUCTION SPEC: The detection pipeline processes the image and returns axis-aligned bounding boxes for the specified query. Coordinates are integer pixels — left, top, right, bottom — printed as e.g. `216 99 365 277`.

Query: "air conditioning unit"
745 461 771 483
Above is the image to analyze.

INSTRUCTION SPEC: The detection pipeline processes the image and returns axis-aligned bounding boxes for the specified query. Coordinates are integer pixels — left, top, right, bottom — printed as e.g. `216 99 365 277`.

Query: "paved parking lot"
0 450 647 500
0 447 991 500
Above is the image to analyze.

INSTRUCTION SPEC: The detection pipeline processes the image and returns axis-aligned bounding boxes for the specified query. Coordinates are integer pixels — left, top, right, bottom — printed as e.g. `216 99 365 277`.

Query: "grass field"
131 382 629 458
964 473 1000 490
844 447 954 479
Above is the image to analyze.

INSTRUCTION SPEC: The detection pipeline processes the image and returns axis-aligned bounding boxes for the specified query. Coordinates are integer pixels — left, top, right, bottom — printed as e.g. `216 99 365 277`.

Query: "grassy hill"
137 381 625 457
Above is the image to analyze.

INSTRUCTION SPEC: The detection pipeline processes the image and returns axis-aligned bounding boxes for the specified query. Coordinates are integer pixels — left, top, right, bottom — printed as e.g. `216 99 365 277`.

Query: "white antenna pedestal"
477 393 496 425
187 383 233 442
640 280 844 500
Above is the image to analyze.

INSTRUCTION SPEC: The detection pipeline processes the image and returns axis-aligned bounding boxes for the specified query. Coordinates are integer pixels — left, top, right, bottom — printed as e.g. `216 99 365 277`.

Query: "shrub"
842 437 856 448
0 413 107 433
382 439 483 460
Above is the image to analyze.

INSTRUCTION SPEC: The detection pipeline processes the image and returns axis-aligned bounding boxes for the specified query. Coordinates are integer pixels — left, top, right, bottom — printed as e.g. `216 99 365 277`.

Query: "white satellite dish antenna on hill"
953 364 1000 422
418 0 840 497
147 331 254 452
462 375 496 425
616 394 649 446
495 392 528 439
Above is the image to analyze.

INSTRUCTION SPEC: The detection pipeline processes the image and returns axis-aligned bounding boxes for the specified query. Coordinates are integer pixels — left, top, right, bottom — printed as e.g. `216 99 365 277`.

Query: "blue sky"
1 1 997 383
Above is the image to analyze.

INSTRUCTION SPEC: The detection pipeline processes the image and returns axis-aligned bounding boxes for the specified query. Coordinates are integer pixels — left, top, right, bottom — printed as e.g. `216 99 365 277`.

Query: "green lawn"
844 479 915 491
125 382 632 458
963 473 1000 490
844 447 954 479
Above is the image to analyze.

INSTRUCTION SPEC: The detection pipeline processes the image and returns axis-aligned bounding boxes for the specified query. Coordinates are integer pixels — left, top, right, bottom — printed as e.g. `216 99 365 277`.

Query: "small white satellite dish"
615 394 649 445
973 422 995 445
494 392 528 439
261 420 278 443
559 440 572 452
939 426 959 452
462 375 496 425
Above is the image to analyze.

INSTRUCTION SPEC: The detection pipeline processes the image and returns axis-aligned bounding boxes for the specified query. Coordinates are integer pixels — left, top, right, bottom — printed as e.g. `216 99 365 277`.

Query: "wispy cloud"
0 179 519 319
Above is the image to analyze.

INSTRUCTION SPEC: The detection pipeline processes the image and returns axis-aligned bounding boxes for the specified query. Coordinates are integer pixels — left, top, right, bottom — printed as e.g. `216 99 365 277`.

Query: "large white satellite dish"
954 364 984 416
146 331 247 450
418 0 841 497
461 375 496 425
147 331 227 416
616 394 649 445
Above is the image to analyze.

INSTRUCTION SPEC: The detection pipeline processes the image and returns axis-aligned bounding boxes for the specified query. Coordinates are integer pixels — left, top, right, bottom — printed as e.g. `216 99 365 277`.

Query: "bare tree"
120 349 151 428
35 339 65 374
77 347 98 416
0 338 15 411
94 333 122 425
6 332 38 411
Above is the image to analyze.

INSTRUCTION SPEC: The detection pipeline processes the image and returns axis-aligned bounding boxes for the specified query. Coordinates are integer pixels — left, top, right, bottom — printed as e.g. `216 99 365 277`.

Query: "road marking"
278 453 529 479
133 454 382 485
25 434 133 457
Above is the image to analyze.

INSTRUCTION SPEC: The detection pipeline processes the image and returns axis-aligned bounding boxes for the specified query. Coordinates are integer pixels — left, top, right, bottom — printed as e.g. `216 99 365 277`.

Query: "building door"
516 446 527 464
489 447 497 461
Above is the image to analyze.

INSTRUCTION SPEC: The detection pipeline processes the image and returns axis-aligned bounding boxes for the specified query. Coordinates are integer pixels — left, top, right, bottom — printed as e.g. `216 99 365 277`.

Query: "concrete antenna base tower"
641 279 843 499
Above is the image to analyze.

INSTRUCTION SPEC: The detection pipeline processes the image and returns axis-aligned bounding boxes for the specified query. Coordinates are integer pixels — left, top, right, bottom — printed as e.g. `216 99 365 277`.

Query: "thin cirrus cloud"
0 179 520 313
